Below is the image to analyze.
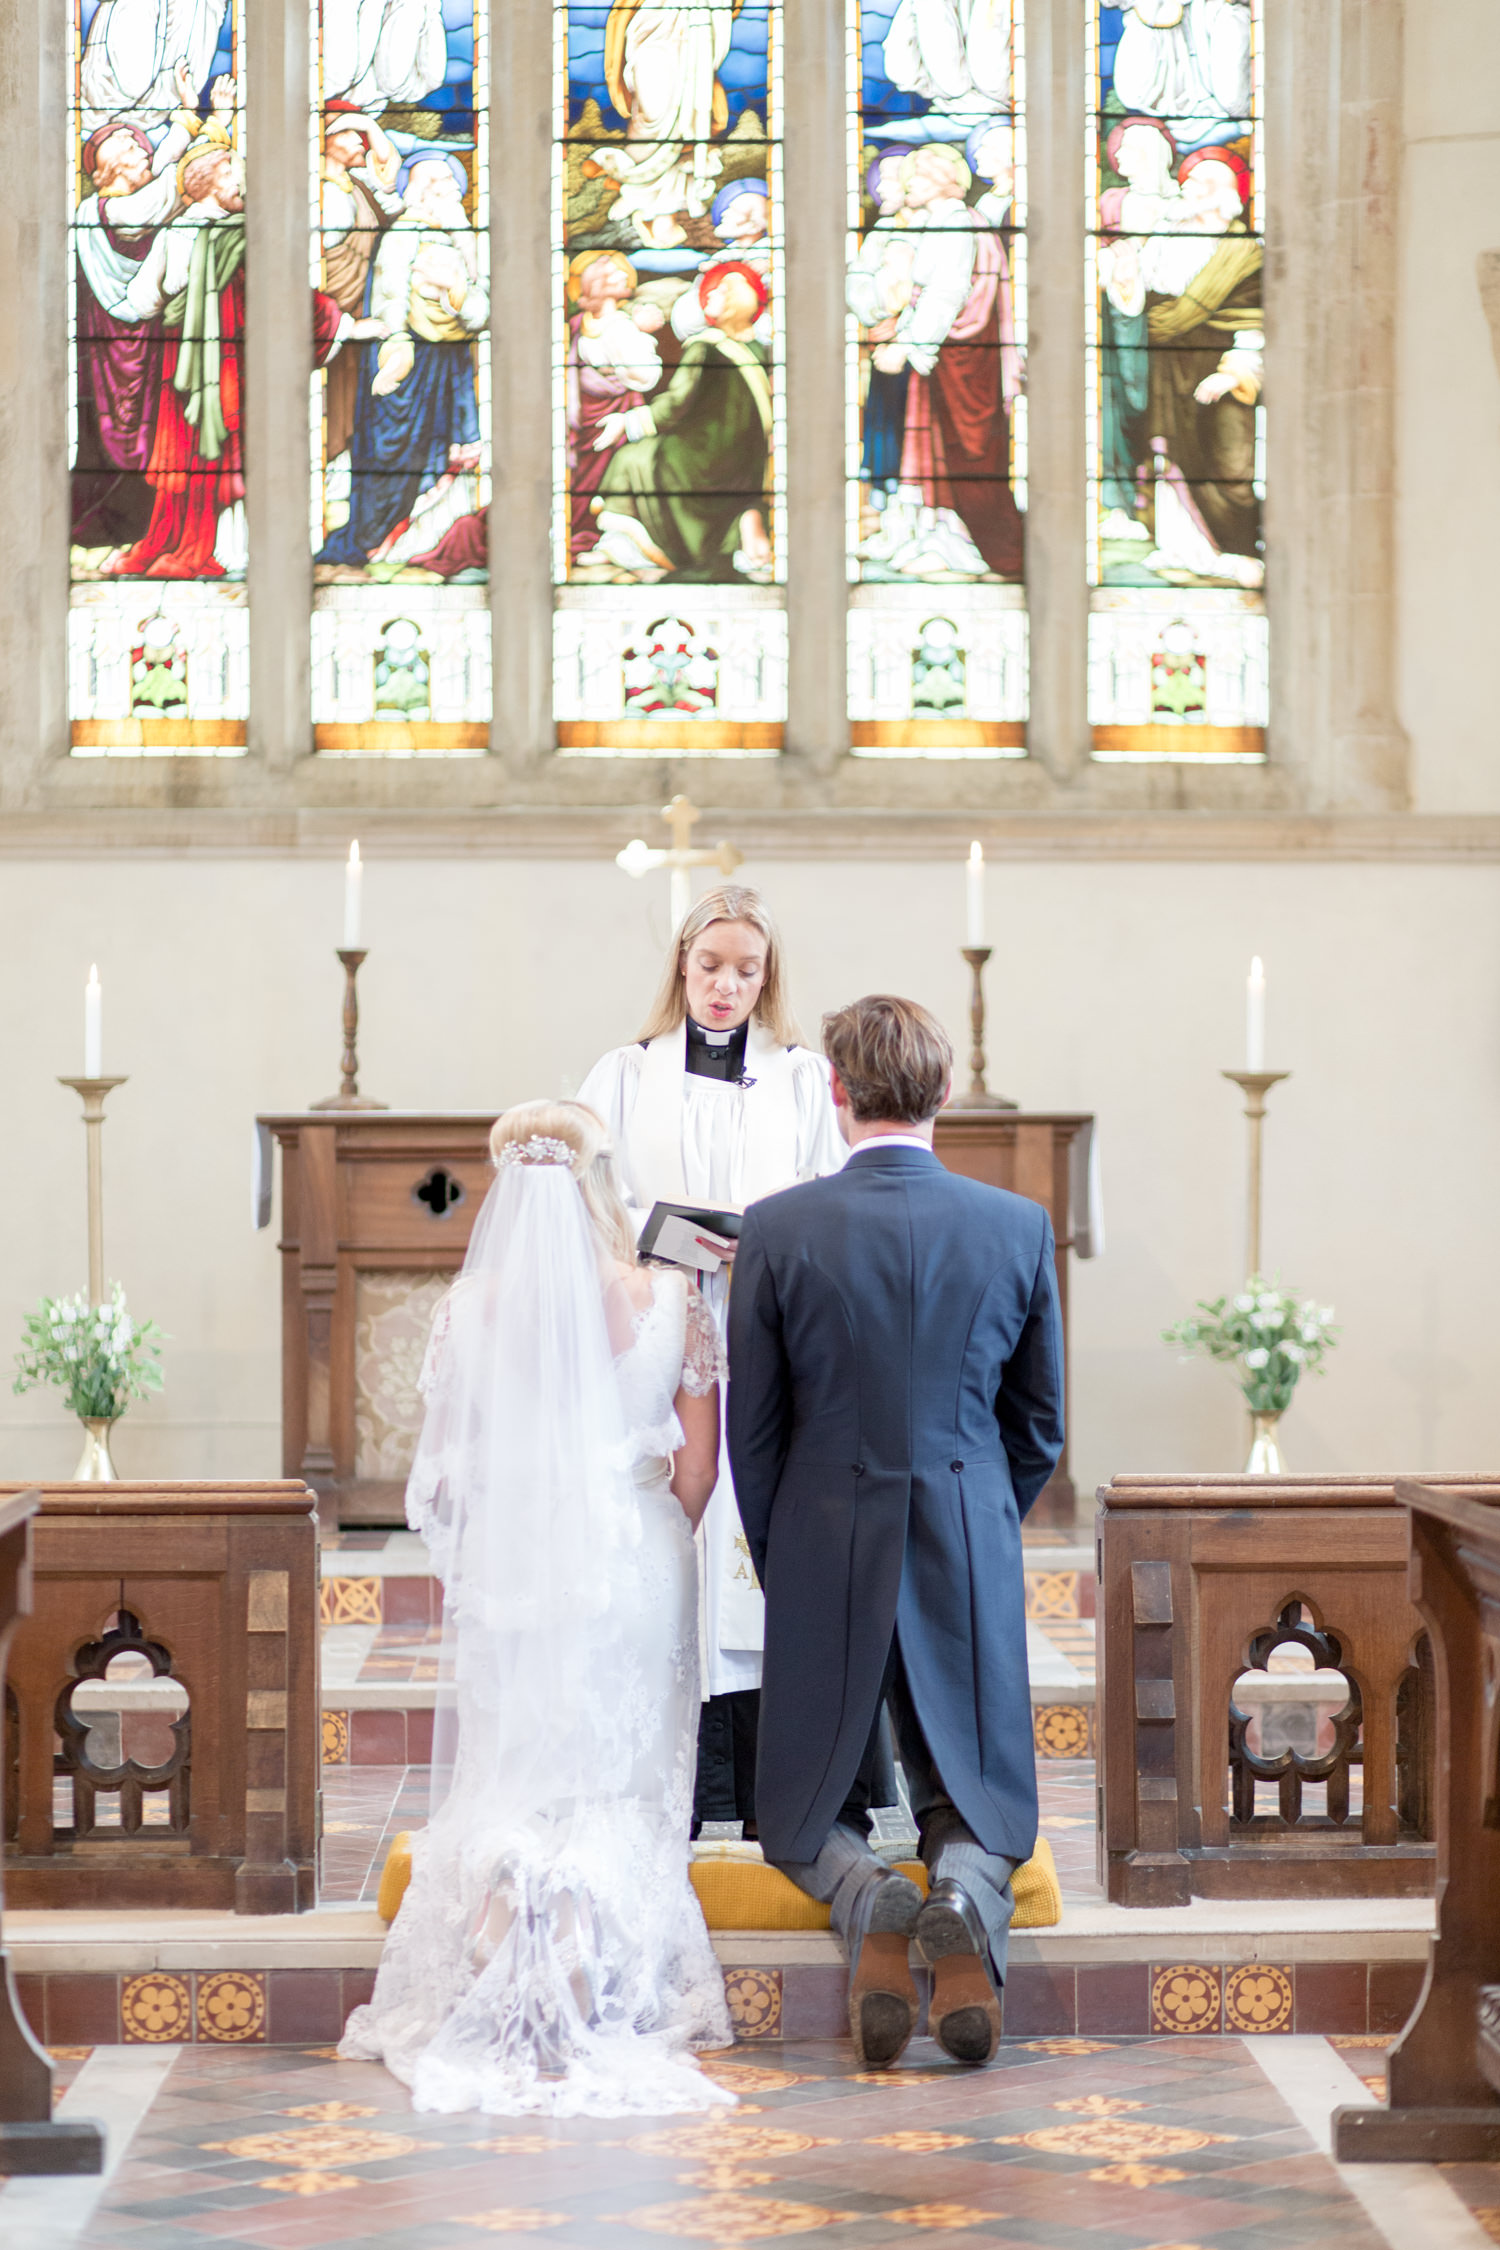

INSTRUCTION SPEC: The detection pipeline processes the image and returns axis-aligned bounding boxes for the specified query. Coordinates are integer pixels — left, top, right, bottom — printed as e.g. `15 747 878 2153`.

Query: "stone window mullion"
1023 0 1088 781
246 0 313 770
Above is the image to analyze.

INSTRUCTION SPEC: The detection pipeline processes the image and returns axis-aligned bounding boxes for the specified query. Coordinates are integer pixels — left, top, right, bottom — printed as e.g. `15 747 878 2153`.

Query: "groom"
728 995 1064 2068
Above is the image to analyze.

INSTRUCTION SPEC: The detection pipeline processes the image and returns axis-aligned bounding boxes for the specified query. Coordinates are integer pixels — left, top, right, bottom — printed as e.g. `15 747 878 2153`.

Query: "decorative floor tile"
122 1971 193 2043
1224 1965 1294 2035
880 2203 1002 2227
196 1970 267 2044
457 2211 569 2232
1031 1707 1091 1759
1150 1966 1224 2036
725 1970 783 2039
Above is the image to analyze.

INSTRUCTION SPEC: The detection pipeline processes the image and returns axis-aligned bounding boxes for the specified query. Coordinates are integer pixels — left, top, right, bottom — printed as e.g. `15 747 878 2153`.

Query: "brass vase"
73 1416 120 1481
1245 1410 1284 1475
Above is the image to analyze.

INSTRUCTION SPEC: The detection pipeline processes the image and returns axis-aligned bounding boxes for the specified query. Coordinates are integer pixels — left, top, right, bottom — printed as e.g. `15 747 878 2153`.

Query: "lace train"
342 1804 733 2117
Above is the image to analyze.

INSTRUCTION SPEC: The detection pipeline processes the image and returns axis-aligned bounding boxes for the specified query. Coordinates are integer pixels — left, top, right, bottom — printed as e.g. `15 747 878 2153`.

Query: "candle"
965 841 986 948
1246 955 1266 1071
343 840 363 949
84 963 102 1078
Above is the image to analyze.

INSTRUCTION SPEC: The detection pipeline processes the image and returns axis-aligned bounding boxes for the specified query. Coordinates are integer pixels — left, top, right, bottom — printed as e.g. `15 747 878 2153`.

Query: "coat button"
951 1460 964 1473
852 1463 865 1477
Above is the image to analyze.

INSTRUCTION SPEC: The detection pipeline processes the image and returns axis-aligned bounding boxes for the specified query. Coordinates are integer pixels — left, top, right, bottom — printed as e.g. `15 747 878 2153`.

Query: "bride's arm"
670 1386 719 1527
671 1279 726 1525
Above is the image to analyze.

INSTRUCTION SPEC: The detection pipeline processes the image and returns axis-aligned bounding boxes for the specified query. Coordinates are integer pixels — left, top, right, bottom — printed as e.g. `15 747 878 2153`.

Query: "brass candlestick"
954 947 1017 1110
57 1076 128 1304
1221 1068 1290 1279
311 949 387 1112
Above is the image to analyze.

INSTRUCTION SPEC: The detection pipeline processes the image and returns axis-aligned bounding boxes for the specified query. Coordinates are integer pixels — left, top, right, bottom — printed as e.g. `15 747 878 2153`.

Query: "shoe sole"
850 1931 918 2069
851 1987 916 2069
929 1953 1002 2066
915 1898 980 1963
934 2001 997 2065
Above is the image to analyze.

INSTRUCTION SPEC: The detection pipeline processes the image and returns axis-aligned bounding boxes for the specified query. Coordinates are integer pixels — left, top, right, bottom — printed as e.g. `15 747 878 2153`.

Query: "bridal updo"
489 1099 637 1266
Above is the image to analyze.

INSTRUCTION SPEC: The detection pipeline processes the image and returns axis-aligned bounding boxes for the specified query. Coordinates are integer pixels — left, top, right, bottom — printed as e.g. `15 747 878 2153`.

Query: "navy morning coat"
727 1143 1065 1868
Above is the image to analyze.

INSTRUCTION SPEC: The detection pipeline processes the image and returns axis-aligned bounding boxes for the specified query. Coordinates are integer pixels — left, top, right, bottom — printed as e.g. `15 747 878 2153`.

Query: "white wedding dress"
340 1152 734 2116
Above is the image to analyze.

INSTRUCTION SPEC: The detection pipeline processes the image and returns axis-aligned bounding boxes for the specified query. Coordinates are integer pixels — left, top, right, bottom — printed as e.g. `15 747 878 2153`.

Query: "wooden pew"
0 1489 103 2173
1094 1474 1500 1905
1334 1478 1500 2160
2 1482 318 1914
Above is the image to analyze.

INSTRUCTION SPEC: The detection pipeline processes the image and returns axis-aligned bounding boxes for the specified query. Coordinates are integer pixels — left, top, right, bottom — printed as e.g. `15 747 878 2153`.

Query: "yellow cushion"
374 1831 1061 1931
377 1830 415 1923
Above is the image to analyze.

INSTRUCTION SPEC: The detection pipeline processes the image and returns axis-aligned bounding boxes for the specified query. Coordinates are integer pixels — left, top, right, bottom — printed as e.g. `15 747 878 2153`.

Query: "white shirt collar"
849 1131 936 1155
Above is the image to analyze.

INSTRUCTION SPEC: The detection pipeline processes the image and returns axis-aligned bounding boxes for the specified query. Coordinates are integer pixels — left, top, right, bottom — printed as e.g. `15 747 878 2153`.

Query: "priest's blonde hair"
489 1099 636 1267
638 885 802 1046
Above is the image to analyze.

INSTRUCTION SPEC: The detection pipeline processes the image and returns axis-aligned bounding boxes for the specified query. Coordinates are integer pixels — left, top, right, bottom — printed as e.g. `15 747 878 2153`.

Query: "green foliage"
1163 1276 1339 1415
14 1286 165 1420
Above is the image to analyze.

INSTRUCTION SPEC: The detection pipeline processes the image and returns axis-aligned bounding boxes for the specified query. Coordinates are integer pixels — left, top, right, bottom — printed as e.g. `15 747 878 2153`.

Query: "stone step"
5 1896 1433 2049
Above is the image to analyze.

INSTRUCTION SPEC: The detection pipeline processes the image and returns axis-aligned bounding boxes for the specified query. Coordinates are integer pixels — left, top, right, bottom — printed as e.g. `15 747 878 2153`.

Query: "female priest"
579 887 845 1837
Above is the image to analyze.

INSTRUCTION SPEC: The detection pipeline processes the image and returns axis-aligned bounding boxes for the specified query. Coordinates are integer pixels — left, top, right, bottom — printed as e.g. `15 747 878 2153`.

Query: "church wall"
1398 0 1500 812
3 854 1495 1500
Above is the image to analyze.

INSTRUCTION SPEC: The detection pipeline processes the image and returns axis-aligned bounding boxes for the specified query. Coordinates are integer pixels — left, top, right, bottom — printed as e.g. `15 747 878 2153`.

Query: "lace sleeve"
680 1282 727 1396
418 1292 454 1400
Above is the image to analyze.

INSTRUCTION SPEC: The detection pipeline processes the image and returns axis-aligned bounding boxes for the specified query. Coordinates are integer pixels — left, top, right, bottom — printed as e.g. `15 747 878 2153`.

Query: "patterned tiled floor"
31 2032 1500 2249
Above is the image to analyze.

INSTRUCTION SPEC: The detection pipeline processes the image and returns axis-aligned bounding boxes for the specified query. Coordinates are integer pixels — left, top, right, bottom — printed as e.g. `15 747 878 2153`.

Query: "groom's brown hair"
822 995 953 1124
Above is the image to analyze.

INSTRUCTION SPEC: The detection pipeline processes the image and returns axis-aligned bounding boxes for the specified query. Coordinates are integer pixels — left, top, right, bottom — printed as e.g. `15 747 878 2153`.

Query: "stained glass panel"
1085 0 1267 760
68 0 248 755
309 0 491 756
553 1 786 756
844 0 1027 758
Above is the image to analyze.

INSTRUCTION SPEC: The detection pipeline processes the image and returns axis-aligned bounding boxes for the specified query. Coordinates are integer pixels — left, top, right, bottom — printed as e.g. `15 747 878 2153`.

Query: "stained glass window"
553 1 786 756
1085 0 1267 760
845 0 1027 759
309 0 491 756
68 0 248 756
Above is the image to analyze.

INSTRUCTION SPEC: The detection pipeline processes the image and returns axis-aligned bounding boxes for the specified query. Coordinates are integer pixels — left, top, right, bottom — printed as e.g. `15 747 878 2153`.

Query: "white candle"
966 841 986 948
1246 955 1266 1071
84 963 102 1078
343 840 363 949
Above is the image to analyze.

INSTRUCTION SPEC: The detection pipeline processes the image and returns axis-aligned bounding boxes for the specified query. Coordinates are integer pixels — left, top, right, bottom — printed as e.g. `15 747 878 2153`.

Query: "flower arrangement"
1163 1277 1339 1415
14 1286 165 1421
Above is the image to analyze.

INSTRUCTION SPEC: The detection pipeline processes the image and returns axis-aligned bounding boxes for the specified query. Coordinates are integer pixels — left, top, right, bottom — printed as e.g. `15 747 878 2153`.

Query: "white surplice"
578 1022 846 1696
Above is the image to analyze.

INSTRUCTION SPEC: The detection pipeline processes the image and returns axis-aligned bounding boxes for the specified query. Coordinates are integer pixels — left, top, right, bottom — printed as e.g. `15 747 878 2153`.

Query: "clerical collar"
685 1015 751 1084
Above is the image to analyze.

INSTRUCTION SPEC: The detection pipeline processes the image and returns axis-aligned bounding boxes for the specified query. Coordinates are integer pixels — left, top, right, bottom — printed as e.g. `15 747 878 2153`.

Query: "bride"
340 1099 735 2116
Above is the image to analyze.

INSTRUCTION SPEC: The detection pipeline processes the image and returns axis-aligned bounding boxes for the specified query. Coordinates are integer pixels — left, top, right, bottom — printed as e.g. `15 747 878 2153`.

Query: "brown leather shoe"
917 1879 1003 2065
849 1931 918 2069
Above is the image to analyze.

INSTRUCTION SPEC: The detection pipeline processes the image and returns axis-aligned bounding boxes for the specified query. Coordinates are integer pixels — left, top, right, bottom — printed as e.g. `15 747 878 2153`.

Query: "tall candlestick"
1246 955 1266 1071
84 964 102 1078
343 841 363 950
966 841 986 948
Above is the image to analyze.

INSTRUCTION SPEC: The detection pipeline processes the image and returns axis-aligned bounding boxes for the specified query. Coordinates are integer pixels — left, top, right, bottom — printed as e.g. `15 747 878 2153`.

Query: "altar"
258 1105 1097 1528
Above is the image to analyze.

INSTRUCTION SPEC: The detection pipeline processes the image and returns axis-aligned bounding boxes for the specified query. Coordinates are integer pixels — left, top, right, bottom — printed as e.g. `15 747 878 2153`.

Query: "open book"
638 1201 742 1274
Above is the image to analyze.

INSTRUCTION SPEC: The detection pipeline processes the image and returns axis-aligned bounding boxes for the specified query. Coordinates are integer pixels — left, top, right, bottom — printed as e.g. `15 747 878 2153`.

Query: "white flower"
1320 1306 1335 1324
1250 1310 1276 1331
1257 1292 1281 1312
1244 1347 1270 1368
1277 1340 1304 1362
63 1345 79 1363
1299 1323 1320 1344
1233 1293 1254 1312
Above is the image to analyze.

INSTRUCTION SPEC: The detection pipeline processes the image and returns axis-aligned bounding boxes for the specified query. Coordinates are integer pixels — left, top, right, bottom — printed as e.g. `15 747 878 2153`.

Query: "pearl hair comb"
497 1135 573 1169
